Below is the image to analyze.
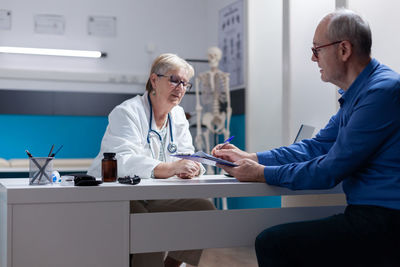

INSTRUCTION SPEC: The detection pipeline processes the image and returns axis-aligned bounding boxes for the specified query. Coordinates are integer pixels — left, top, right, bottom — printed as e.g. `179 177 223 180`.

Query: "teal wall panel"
0 114 108 159
227 196 281 209
227 114 246 150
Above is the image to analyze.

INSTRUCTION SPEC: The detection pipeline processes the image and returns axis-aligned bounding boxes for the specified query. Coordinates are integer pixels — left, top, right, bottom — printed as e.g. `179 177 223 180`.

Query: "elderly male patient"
213 9 400 267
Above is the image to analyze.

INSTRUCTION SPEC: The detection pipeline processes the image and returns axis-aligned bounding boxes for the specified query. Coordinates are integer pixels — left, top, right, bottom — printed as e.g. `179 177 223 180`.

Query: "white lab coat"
87 91 198 178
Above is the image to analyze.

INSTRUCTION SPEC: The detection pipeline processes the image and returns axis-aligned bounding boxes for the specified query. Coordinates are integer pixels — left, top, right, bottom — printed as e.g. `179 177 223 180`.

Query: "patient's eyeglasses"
157 74 193 91
311 41 342 59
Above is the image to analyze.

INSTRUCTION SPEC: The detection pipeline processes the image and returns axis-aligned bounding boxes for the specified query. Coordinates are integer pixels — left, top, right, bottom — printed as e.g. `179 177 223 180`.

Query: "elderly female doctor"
88 53 215 267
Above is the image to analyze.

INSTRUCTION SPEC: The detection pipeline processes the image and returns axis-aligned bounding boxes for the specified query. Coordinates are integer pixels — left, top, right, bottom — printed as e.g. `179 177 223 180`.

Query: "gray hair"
145 53 194 92
326 9 372 58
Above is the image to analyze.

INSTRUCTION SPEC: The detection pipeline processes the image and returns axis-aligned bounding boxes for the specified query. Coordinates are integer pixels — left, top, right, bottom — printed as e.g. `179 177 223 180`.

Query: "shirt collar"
338 58 379 106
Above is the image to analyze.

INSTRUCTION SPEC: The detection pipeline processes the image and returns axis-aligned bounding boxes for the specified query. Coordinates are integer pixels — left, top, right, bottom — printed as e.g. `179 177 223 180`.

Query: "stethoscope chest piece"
167 143 177 153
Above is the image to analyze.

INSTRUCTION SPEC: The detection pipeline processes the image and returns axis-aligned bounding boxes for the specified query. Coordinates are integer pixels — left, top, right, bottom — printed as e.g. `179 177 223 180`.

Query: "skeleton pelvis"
202 112 226 134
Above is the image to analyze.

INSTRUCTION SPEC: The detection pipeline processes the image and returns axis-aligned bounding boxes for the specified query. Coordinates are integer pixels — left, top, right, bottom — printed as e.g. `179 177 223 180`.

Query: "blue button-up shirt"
258 58 400 210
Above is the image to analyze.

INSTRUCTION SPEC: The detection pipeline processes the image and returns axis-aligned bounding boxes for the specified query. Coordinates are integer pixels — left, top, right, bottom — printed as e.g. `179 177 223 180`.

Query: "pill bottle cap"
103 152 116 159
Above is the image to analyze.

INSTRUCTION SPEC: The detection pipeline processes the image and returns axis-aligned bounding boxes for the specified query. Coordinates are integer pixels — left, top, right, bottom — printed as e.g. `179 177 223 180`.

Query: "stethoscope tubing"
146 93 177 154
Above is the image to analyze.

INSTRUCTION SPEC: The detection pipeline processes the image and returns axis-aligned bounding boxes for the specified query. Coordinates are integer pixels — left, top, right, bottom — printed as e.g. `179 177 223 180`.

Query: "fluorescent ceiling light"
0 46 106 58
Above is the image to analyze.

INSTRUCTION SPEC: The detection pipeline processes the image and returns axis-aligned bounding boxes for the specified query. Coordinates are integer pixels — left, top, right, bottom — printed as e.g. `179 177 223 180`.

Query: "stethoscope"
146 93 177 154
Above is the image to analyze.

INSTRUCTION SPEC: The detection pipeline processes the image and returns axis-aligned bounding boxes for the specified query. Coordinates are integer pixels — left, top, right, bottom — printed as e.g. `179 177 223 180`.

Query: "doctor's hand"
212 144 258 163
217 159 265 183
174 160 201 179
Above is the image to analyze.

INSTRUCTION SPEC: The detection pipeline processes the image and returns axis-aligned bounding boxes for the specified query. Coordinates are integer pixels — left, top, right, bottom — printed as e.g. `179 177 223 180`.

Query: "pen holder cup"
29 157 54 185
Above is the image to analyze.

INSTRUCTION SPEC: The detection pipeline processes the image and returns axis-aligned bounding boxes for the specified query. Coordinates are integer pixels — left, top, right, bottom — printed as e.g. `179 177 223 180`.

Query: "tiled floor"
197 246 258 267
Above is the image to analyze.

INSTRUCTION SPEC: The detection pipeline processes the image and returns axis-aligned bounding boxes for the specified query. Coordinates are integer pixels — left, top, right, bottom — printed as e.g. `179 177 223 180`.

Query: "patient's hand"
217 159 265 183
212 144 258 163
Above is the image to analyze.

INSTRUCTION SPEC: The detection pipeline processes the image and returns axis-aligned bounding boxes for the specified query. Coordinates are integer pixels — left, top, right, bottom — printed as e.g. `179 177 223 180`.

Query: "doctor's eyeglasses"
157 74 193 91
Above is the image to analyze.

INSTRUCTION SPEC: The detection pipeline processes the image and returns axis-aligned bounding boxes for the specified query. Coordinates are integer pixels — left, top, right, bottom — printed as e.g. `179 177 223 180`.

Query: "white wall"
247 0 333 151
246 0 339 152
289 0 337 142
246 0 283 152
0 0 235 93
349 0 400 73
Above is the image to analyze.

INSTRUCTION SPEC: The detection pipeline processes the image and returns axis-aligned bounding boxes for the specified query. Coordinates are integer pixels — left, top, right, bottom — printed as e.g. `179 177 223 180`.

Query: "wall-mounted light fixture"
0 46 107 58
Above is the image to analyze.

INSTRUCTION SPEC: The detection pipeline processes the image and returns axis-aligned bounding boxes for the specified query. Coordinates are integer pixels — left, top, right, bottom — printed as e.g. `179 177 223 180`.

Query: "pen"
48 144 54 157
25 150 33 158
51 145 63 157
37 145 54 183
219 136 234 149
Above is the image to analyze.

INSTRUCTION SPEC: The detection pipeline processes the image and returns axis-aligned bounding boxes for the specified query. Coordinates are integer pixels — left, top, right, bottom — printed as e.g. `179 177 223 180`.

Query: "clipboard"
172 151 238 167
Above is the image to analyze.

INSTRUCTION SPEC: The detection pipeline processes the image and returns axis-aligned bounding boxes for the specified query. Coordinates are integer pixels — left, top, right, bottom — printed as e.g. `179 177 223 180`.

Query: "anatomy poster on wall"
218 0 244 89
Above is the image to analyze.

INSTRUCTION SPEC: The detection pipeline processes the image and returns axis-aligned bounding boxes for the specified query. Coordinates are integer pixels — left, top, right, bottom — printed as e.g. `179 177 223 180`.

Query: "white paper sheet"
172 151 238 167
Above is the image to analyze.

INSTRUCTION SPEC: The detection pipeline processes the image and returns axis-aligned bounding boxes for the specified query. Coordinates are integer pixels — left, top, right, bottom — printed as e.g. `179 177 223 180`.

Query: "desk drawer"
130 206 345 253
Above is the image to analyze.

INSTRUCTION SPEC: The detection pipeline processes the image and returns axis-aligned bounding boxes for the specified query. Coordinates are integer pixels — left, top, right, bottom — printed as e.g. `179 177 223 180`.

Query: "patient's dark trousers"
255 205 400 267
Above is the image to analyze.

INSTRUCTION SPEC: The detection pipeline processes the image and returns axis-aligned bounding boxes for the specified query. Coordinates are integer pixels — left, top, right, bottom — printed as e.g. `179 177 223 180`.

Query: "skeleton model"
195 47 232 174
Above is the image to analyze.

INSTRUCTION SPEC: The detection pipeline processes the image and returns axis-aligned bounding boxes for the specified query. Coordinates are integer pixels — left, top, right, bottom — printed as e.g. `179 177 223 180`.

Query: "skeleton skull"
207 46 222 69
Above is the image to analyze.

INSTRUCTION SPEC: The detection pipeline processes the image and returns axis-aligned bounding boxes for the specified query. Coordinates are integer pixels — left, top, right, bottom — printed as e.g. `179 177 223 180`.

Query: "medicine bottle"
102 152 117 182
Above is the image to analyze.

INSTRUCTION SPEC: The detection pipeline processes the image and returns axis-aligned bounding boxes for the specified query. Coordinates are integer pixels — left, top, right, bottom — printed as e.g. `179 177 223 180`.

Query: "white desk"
0 176 345 267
